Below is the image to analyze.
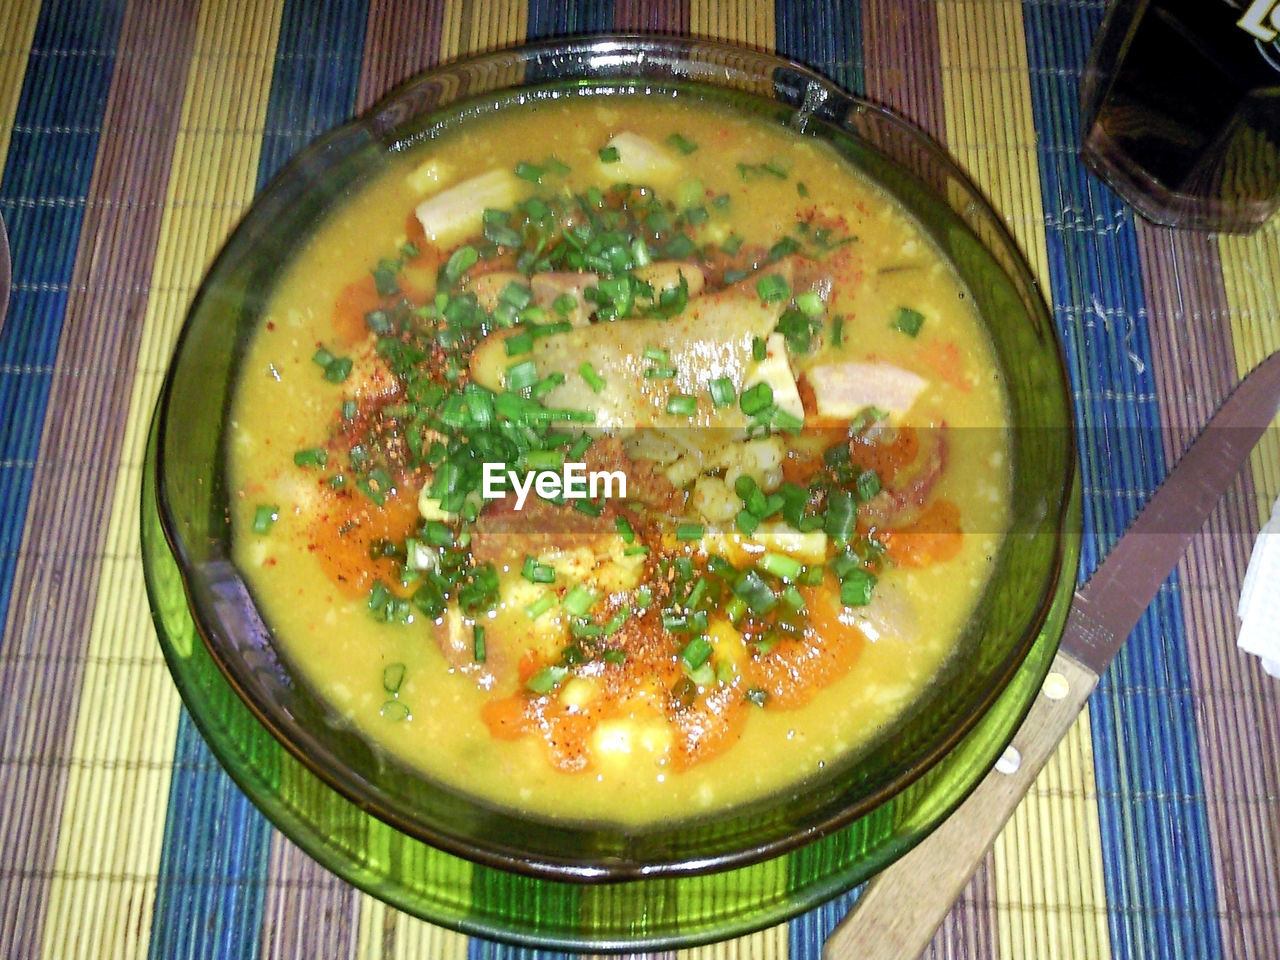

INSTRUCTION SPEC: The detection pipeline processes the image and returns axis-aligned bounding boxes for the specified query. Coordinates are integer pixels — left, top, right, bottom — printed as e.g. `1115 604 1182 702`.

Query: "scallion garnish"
615 515 636 543
679 636 714 670
504 359 539 392
598 146 621 163
252 504 279 534
443 245 478 283
383 662 406 693
666 393 697 416
526 593 555 620
676 522 704 541
893 306 925 337
759 552 803 581
756 273 790 303
579 362 605 393
562 584 598 617
667 133 698 154
840 568 877 606
739 382 774 417
505 331 534 356
515 161 544 182
709 377 735 407
293 447 328 468
473 624 486 662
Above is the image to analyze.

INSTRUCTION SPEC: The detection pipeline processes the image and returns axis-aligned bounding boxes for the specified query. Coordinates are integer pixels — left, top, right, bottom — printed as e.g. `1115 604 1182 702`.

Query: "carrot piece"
307 489 420 597
919 339 971 392
481 696 529 741
331 275 383 347
747 574 867 709
883 498 963 567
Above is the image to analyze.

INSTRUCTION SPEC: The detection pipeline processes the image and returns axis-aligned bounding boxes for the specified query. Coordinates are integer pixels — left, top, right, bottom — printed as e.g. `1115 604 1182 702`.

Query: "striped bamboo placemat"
1 0 1277 957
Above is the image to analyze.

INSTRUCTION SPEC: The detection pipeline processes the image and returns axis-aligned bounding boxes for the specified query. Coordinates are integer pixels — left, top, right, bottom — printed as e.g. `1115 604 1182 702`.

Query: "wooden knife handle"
822 651 1098 960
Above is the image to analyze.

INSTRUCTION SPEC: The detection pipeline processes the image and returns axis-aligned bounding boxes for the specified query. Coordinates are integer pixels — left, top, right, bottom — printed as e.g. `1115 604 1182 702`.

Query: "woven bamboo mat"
1 0 1277 957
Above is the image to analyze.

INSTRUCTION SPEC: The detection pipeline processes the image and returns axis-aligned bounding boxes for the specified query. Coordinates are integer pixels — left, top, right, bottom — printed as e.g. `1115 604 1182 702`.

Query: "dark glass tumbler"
1081 0 1280 232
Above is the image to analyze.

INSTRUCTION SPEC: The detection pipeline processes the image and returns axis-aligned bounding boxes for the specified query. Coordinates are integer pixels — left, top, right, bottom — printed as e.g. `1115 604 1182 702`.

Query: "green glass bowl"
147 34 1078 928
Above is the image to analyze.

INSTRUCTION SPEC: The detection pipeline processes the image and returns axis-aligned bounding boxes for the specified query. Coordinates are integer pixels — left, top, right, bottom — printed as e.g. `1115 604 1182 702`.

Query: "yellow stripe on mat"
690 0 775 52
0 0 40 184
1218 220 1280 515
937 3 1112 959
39 1 285 958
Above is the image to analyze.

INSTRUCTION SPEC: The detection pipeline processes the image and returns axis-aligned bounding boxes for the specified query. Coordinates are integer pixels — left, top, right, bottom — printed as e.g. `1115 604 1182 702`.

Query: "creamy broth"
229 96 1010 824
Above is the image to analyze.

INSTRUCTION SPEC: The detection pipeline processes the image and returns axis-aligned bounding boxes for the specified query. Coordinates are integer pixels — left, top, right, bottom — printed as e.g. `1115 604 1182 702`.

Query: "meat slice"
804 361 927 420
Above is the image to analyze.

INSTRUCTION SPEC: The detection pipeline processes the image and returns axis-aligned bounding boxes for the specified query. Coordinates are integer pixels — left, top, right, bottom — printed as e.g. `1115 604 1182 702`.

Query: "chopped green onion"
525 664 567 694
443 245 478 282
603 605 631 635
634 586 653 611
796 291 824 316
473 624 486 662
756 273 791 303
643 345 670 363
598 146 620 163
666 393 698 416
521 555 556 584
552 293 577 316
733 569 777 614
782 584 808 611
825 491 858 543
709 377 735 407
505 331 534 356
646 365 678 380
797 181 809 197
840 568 877 607
579 362 605 393
380 700 410 721
856 469 881 501
323 356 353 383
739 382 774 417
768 237 801 262
293 447 327 468
562 584 598 617
504 359 539 392
341 399 358 420
676 523 704 541
526 593 555 619
602 649 627 665
752 335 767 362
735 509 760 536
615 515 636 543
893 306 925 337
679 636 714 670
383 662 406 693
251 504 279 534
623 545 650 556
759 552 802 581
312 346 336 369
832 314 845 345
515 161 544 182
667 132 698 154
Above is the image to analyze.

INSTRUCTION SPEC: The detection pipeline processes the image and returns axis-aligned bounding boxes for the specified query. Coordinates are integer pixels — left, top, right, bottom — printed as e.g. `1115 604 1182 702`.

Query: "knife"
824 348 1280 960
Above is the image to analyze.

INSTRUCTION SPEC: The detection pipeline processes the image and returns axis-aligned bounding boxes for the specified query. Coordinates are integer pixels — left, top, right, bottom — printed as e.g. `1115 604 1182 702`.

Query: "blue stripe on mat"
1022 3 1221 959
527 0 614 40
147 2 369 958
774 0 864 96
0 0 124 648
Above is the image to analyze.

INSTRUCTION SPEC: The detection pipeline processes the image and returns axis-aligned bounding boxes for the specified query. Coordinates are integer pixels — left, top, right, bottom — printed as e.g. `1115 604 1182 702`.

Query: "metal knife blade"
1065 346 1280 674
824 348 1280 960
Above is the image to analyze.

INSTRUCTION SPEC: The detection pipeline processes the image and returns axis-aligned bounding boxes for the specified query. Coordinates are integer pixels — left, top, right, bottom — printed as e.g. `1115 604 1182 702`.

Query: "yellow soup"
229 96 1011 825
